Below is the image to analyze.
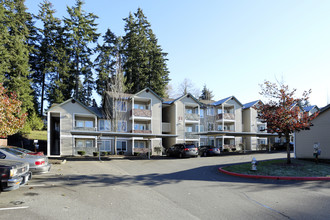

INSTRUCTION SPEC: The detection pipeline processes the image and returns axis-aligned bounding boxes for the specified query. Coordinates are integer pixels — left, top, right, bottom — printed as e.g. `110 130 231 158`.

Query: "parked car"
199 145 220 157
0 147 51 174
0 159 32 192
166 144 198 158
7 146 45 156
8 146 44 156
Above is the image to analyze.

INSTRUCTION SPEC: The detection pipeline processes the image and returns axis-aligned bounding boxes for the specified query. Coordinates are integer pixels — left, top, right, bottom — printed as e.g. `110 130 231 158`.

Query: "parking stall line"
0 206 29 211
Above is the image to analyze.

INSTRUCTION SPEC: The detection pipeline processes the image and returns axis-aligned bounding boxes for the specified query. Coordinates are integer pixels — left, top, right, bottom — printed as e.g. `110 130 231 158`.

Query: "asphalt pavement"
0 152 329 220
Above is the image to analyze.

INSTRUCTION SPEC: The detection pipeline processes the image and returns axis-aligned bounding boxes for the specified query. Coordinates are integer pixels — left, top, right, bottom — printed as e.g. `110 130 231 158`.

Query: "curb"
218 167 330 181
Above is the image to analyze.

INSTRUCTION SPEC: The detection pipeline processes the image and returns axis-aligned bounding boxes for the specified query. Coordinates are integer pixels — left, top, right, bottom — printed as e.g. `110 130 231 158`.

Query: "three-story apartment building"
242 100 268 150
162 93 201 149
47 88 165 157
199 96 243 151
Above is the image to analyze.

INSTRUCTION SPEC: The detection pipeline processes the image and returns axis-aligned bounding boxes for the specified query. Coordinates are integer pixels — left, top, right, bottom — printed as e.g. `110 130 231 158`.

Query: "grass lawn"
23 130 47 141
222 159 330 177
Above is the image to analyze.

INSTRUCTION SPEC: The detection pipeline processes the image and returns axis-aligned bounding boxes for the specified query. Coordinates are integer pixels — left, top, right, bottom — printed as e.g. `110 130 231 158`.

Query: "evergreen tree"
94 28 119 95
199 85 214 100
29 0 62 115
64 0 100 106
122 8 170 96
1 0 34 115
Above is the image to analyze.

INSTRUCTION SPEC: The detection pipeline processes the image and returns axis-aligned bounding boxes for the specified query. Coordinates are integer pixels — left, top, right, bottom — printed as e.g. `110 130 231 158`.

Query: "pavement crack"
243 193 292 219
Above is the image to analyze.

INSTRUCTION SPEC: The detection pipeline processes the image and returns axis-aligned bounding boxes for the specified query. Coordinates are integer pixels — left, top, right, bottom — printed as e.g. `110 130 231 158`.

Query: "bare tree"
177 78 200 97
103 53 127 155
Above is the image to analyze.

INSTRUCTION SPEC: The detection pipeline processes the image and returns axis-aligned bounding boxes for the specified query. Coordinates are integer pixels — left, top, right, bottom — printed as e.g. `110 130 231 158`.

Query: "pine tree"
1 0 34 115
64 0 100 106
29 0 62 115
199 85 214 100
122 8 170 96
94 28 119 95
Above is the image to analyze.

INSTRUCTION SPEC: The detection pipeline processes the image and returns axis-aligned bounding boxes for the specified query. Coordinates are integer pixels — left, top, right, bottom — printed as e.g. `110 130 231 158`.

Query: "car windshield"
1 147 26 156
185 144 196 148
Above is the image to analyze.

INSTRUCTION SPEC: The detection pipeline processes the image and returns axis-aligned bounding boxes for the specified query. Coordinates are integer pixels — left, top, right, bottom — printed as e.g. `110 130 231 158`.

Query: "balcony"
185 113 199 121
130 109 152 118
73 127 97 131
216 113 235 121
133 130 152 134
185 132 199 140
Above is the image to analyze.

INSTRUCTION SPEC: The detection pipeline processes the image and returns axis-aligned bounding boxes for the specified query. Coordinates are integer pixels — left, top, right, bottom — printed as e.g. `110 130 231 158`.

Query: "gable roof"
133 88 164 101
210 96 243 107
47 98 101 117
303 105 319 112
243 100 260 109
163 93 202 106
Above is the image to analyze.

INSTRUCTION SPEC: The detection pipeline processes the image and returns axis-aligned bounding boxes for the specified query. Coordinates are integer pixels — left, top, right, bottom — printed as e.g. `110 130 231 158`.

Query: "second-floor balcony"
74 126 97 131
185 113 199 121
216 113 235 121
185 132 199 140
133 130 152 134
130 109 152 118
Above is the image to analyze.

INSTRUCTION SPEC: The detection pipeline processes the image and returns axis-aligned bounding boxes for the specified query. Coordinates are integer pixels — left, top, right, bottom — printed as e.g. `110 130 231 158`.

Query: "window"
117 140 127 152
217 109 223 114
134 141 146 148
116 100 127 112
208 123 214 131
134 103 148 110
200 109 204 118
76 120 94 128
186 108 193 114
117 121 127 132
99 120 111 131
200 125 204 132
207 107 214 116
186 126 193 132
217 125 222 131
75 139 94 148
100 140 111 151
134 123 149 130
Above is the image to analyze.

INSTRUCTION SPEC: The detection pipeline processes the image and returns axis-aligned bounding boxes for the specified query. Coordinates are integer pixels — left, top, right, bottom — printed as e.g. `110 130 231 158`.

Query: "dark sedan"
199 145 220 157
166 144 198 158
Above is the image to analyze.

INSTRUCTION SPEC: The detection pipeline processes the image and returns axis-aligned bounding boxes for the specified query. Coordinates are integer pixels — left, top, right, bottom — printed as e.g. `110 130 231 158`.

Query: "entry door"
50 117 60 155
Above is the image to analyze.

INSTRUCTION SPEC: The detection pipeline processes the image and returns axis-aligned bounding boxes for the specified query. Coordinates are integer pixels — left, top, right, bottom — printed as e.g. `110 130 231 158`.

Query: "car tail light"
209 149 213 151
2 173 8 178
184 148 189 151
35 161 45 166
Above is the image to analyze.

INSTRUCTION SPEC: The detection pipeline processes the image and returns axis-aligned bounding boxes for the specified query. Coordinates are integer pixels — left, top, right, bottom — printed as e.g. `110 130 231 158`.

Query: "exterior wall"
296 109 330 159
242 109 251 132
48 101 98 156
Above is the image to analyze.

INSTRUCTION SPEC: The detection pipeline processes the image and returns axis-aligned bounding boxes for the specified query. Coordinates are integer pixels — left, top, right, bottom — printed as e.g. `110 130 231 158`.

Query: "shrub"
93 152 99 156
77 151 85 156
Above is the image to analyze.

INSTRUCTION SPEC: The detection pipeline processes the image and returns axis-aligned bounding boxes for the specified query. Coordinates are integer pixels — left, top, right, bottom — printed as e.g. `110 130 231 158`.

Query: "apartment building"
199 96 243 151
242 100 268 150
47 88 165 157
162 93 201 149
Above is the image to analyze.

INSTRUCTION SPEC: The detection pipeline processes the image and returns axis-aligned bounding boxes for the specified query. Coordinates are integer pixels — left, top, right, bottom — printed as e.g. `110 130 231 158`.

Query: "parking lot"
1 152 329 220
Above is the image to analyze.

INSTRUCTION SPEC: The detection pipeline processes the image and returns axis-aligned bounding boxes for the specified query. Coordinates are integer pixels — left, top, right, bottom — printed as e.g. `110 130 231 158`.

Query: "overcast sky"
25 0 330 108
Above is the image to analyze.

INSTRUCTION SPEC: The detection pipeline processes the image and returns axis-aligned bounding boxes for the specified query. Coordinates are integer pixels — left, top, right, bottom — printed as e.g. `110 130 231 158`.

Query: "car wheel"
203 152 207 157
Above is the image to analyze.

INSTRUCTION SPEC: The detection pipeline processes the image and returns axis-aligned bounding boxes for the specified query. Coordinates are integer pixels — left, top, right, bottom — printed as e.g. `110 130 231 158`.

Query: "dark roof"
162 93 202 106
209 96 243 107
88 107 104 118
243 100 260 109
303 105 318 112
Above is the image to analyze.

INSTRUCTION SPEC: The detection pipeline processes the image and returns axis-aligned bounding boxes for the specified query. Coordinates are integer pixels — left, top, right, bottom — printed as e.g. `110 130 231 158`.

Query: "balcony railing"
133 130 152 134
216 113 235 120
185 113 199 121
74 127 97 131
131 109 152 117
185 132 199 139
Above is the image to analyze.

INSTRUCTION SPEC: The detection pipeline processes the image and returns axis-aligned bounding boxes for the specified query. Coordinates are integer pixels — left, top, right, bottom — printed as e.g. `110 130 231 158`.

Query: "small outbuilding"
295 104 330 159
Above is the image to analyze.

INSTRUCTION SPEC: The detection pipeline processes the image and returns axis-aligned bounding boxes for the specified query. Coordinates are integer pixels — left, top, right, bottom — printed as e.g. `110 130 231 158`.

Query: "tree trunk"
285 133 291 164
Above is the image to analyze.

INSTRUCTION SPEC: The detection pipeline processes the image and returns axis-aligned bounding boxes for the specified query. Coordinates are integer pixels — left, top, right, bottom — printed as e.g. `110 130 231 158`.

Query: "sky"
25 0 330 108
